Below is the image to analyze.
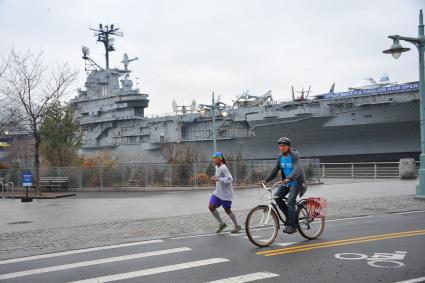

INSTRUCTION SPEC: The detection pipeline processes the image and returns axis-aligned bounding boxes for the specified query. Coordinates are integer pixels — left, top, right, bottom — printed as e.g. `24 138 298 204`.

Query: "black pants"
274 185 298 228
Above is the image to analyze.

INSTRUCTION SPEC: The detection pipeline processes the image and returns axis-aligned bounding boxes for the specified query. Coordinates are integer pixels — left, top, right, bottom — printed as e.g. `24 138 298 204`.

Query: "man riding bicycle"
262 137 307 234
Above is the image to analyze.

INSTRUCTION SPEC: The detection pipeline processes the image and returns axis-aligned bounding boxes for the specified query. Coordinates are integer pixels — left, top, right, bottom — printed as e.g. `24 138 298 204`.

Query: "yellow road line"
257 229 425 255
257 229 425 256
264 231 425 256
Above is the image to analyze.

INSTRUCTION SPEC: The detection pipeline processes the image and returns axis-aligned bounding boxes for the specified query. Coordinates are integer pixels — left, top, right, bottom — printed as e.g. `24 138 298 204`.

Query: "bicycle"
245 181 326 247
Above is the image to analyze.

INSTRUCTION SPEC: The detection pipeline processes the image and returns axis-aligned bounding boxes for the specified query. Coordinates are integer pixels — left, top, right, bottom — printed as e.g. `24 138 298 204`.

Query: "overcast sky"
0 0 423 114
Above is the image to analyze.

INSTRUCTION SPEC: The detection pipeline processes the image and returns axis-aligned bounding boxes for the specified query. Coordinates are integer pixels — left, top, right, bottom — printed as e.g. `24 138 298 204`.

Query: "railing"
320 162 419 179
0 180 14 199
0 159 320 189
0 161 417 190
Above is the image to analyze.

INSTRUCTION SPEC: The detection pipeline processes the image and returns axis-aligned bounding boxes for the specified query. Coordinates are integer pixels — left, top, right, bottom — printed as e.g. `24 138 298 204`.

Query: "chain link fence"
0 159 321 189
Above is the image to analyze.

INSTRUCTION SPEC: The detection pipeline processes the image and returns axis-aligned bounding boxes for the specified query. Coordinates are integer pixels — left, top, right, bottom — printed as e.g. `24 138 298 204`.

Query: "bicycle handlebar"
261 181 284 191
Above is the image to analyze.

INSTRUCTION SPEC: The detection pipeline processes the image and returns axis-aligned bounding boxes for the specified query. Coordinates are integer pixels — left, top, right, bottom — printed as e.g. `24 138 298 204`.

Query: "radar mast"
89 24 123 70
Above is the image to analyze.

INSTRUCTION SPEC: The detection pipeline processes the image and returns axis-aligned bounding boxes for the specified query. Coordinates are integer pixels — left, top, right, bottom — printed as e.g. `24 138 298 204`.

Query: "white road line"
171 231 244 240
243 236 260 239
68 258 230 283
276 242 297 247
0 239 163 265
395 210 425 215
326 216 371 222
0 247 191 280
395 276 425 283
172 215 376 240
204 271 280 283
171 233 218 240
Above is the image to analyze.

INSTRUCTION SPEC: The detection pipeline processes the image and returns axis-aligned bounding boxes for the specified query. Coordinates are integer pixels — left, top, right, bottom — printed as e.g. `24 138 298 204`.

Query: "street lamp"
383 9 425 198
383 37 411 59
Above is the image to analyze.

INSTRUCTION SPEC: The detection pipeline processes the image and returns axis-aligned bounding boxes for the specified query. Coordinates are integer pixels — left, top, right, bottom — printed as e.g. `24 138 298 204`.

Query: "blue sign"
22 173 32 187
322 81 419 99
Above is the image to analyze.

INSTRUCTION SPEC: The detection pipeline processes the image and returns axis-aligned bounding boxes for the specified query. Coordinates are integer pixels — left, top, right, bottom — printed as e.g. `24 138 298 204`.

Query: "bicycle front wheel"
296 203 325 240
245 205 280 247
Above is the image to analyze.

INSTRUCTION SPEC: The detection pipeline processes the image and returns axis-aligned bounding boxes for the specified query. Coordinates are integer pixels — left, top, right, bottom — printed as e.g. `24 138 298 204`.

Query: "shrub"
191 172 210 186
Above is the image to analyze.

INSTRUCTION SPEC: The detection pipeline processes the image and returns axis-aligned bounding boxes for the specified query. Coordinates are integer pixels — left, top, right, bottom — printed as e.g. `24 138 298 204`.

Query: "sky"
0 0 423 115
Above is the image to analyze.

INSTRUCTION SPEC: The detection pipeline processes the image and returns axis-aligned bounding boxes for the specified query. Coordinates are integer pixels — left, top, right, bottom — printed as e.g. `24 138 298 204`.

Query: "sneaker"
231 225 242 234
216 223 227 233
283 226 297 234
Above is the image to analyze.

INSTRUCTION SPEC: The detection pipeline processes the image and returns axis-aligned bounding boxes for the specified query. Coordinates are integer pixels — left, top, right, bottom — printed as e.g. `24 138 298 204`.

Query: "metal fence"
0 160 417 191
320 162 419 179
0 159 321 189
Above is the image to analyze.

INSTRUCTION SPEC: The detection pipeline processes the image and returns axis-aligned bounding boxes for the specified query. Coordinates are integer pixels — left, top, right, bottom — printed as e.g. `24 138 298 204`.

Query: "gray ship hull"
179 101 420 162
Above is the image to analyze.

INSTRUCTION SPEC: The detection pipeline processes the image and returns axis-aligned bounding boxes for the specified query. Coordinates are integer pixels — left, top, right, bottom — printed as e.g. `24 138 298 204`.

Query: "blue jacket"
264 149 307 196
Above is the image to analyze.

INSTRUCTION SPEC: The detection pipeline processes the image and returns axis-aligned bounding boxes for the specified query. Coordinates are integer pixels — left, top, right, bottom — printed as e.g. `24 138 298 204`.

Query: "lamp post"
199 92 218 154
212 92 217 154
199 92 229 154
382 9 425 198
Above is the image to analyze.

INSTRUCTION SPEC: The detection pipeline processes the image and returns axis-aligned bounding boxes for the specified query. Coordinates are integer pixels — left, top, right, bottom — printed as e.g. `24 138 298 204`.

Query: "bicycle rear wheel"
245 205 280 247
296 202 325 240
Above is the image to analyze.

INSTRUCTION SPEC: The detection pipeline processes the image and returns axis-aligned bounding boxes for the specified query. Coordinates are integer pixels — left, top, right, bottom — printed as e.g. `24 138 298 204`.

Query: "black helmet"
277 137 291 146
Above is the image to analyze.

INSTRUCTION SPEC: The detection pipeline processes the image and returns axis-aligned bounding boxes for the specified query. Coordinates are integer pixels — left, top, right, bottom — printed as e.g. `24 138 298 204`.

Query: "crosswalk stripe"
0 247 191 280
0 239 163 265
68 258 230 283
204 271 280 282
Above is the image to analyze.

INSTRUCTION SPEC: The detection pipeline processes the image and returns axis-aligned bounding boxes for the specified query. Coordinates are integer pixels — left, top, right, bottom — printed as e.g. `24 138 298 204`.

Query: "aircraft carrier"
70 24 420 163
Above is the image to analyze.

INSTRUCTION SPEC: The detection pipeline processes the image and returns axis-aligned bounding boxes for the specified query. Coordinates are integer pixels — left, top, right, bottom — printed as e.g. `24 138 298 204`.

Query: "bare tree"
0 54 7 79
160 143 205 163
0 49 78 194
0 104 21 133
0 55 18 133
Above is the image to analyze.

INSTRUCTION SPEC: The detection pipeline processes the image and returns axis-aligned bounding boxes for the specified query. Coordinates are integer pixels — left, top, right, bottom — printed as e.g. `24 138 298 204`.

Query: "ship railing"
145 112 200 119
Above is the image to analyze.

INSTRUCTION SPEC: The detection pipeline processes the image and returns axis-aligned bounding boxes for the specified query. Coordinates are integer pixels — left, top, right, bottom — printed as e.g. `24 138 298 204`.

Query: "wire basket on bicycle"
305 197 327 218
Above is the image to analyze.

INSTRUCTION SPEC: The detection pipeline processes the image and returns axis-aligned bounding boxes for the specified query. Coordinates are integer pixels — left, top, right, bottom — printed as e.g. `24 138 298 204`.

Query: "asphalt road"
0 210 424 283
